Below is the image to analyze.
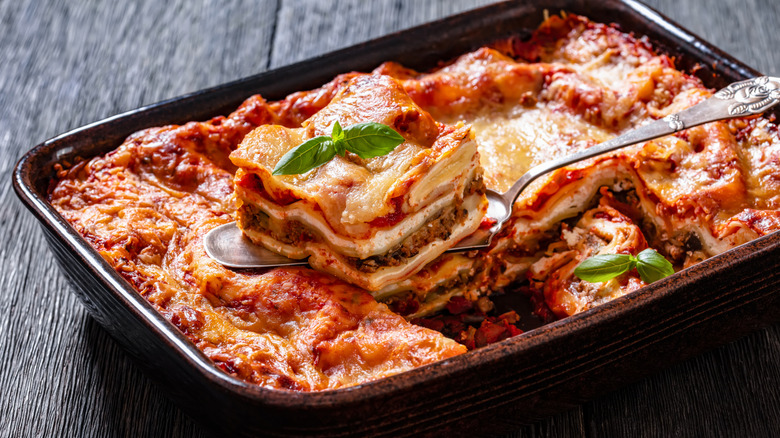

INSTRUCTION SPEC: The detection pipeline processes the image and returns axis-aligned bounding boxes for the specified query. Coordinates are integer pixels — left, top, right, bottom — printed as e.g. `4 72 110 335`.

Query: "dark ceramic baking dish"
13 0 780 436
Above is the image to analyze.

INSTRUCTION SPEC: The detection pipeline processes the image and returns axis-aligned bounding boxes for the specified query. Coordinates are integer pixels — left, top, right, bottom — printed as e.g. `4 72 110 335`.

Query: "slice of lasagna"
229 74 488 291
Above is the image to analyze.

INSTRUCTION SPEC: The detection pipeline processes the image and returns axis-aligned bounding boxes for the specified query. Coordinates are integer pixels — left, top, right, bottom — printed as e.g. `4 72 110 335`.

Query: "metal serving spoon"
205 76 780 268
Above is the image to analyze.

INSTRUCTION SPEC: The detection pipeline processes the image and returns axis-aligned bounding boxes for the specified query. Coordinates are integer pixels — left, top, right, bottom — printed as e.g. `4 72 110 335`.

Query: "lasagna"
230 74 487 291
48 14 780 391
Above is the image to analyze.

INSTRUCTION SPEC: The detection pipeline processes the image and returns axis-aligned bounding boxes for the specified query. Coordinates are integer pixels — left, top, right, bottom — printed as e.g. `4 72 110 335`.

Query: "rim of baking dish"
12 0 778 421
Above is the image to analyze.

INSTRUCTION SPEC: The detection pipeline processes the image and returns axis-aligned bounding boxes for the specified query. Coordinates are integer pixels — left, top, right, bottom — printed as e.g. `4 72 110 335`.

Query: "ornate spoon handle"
714 76 780 115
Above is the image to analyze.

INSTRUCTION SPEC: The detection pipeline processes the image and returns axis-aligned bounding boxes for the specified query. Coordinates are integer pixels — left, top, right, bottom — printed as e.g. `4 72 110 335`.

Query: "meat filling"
236 174 485 273
350 205 468 273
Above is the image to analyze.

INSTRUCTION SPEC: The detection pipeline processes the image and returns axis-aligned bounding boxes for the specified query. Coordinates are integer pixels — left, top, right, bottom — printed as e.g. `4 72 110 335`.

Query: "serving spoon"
205 76 780 268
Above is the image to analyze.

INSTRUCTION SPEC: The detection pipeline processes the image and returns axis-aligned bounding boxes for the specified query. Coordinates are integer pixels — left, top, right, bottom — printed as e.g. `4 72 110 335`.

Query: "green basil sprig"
574 248 674 284
272 121 405 175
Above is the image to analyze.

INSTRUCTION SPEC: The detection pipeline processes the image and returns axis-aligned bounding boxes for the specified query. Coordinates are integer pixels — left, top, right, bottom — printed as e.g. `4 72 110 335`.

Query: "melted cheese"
442 104 613 192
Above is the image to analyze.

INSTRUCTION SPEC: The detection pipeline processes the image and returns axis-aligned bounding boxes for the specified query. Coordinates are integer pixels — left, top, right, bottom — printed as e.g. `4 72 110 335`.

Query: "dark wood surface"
2 0 779 436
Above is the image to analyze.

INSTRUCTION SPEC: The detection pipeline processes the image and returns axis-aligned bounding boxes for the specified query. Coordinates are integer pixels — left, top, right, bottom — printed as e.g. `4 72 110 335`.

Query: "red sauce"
237 173 300 205
527 169 584 211
479 217 498 230
368 196 407 228
413 296 523 350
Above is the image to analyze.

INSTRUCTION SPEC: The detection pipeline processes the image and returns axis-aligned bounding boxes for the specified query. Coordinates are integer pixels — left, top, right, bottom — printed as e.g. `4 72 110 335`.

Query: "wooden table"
2 0 779 436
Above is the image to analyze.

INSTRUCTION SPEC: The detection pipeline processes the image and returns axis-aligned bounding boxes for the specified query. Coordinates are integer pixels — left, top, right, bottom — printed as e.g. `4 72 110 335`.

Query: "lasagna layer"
230 74 488 291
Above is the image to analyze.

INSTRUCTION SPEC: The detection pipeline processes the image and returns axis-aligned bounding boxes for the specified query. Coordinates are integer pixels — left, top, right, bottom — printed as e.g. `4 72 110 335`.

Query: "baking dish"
13 0 780 436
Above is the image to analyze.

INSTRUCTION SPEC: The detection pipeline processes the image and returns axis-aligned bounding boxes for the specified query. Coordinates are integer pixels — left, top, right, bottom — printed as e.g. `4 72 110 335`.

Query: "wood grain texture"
1 0 778 437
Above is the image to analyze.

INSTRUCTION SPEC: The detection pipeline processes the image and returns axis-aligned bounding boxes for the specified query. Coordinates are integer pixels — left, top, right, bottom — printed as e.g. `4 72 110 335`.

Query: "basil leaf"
270 121 404 176
331 121 346 156
635 248 675 283
342 122 405 159
272 136 335 175
574 254 636 283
